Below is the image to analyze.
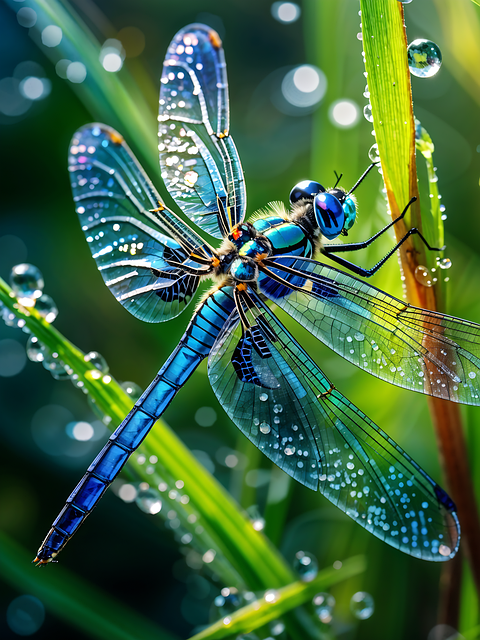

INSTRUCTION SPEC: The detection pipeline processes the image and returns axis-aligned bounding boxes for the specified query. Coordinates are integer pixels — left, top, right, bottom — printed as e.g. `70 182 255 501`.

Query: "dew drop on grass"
10 263 44 299
293 550 318 582
407 39 442 78
415 265 434 287
350 591 375 619
313 592 336 623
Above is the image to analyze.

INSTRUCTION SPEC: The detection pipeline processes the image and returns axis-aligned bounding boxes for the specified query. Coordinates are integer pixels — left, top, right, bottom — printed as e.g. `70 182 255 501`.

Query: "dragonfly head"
289 180 356 239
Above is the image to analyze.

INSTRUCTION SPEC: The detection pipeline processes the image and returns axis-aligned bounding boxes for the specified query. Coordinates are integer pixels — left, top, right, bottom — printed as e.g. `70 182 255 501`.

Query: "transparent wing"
259 256 480 405
208 287 459 561
158 24 246 239
69 123 212 323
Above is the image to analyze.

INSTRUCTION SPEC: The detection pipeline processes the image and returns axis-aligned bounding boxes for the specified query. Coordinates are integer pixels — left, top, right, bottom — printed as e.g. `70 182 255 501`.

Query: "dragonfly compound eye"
289 180 325 204
313 192 345 240
342 195 357 231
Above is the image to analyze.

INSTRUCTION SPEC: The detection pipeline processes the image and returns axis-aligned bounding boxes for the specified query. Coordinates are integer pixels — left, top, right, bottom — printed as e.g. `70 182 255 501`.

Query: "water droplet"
363 85 370 99
368 143 380 163
293 550 318 582
259 393 268 402
26 335 45 362
42 353 70 380
285 445 295 455
408 39 442 78
313 592 336 623
398 0 413 3
350 591 375 620
260 422 271 434
469 371 476 379
273 403 283 413
356 32 363 41
414 265 433 287
7 595 45 635
35 294 58 323
10 263 44 299
212 587 244 619
363 104 373 122
354 332 365 342
84 351 109 373
121 380 142 401
437 257 452 270
136 487 162 514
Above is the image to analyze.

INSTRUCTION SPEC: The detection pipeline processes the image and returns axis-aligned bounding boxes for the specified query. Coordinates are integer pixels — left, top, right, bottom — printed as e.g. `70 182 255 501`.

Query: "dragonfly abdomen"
34 287 236 565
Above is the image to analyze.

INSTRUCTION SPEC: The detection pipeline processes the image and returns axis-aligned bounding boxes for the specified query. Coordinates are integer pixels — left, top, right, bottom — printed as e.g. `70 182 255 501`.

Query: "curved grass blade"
188 555 366 640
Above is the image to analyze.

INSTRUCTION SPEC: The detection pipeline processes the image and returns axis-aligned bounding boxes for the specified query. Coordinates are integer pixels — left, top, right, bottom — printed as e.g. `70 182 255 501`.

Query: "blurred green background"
1 0 480 638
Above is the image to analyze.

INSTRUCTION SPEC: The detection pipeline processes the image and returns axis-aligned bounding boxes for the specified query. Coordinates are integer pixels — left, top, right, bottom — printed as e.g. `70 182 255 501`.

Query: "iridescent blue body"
36 22 480 566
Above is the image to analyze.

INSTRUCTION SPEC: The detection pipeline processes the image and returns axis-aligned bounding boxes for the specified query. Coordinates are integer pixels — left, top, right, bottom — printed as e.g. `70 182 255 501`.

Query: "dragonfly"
35 23 480 567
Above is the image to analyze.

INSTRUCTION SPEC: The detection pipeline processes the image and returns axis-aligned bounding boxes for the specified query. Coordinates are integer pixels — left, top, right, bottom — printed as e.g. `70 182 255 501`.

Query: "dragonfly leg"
323 196 418 255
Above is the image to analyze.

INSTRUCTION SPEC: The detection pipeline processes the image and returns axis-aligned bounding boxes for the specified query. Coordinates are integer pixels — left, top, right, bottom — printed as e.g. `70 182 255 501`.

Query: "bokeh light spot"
17 7 37 28
195 406 217 427
281 65 326 109
0 339 27 377
117 26 145 57
41 25 62 47
7 595 45 635
329 99 360 128
102 52 123 72
66 62 87 83
0 78 31 116
271 2 301 23
19 77 51 100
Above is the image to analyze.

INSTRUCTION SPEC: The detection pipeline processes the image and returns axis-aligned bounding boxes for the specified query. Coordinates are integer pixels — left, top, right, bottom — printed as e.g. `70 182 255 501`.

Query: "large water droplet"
35 294 58 323
408 39 442 78
84 351 109 374
350 591 375 620
363 104 373 122
368 143 380 163
121 380 142 401
313 592 336 623
26 335 45 362
415 265 434 287
293 550 318 582
260 422 271 434
398 0 413 4
42 353 70 379
10 263 44 299
437 257 452 270
136 487 162 514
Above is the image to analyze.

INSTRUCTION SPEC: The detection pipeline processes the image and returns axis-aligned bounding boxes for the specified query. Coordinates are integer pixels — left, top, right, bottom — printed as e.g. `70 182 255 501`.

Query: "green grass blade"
187 555 366 640
0 531 178 640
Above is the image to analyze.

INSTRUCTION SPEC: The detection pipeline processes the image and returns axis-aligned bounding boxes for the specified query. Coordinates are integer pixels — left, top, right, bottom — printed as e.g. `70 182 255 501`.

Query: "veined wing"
69 123 212 323
158 24 246 239
208 287 459 561
259 256 480 405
